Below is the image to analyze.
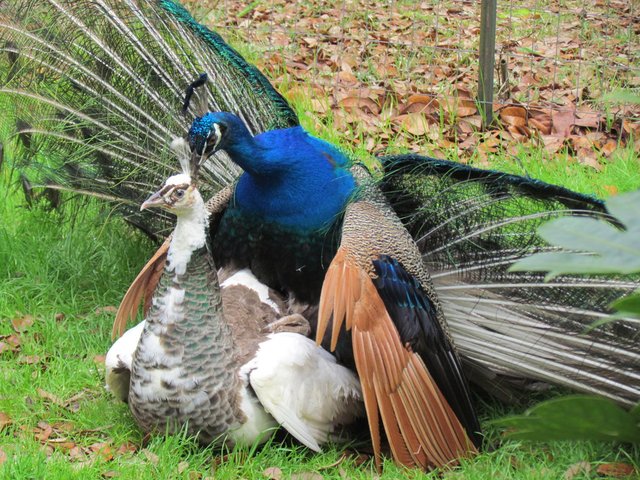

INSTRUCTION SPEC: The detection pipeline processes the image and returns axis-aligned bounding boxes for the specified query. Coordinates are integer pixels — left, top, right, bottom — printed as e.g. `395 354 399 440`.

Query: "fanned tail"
0 0 297 235
380 154 640 407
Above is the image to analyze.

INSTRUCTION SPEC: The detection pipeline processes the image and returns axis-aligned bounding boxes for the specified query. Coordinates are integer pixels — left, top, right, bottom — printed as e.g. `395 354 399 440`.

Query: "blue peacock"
1 0 638 472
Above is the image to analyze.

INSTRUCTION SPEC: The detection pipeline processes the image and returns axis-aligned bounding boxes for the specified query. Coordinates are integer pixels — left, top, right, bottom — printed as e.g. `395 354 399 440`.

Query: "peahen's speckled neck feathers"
129 182 246 444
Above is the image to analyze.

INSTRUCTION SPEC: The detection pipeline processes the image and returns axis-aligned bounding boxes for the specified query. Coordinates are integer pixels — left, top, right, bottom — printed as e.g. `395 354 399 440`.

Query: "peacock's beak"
140 190 166 211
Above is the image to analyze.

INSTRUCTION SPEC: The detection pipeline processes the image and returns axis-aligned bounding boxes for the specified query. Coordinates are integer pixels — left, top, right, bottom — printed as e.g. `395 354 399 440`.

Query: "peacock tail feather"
0 0 297 236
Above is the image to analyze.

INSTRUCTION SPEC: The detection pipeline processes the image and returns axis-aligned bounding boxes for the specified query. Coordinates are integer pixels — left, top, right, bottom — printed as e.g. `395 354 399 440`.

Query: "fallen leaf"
116 442 137 456
37 388 65 407
600 139 617 157
34 422 53 442
0 412 11 431
499 105 527 127
89 442 113 462
595 462 636 478
11 315 34 332
603 185 619 195
0 448 7 466
551 109 576 137
338 96 380 115
142 449 160 465
54 313 65 322
18 355 41 365
263 466 283 480
540 135 566 154
398 112 431 135
564 461 591 480
95 306 117 315
177 461 190 474
102 471 119 479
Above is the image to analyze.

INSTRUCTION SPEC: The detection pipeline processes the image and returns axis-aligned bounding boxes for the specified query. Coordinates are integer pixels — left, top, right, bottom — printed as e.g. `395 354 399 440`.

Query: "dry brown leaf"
263 466 283 480
0 412 11 432
115 442 137 456
11 314 34 332
398 112 431 135
94 354 106 365
102 471 120 479
564 461 591 480
576 148 602 171
37 388 65 407
338 97 380 115
69 445 87 462
178 461 190 474
551 110 576 137
89 442 113 462
95 306 118 315
529 113 552 135
499 106 527 127
595 462 636 478
143 449 160 465
445 97 477 118
0 334 21 354
18 355 41 365
0 448 7 466
54 313 65 322
541 135 566 154
601 139 618 157
311 98 330 114
603 185 619 195
574 112 601 129
34 422 53 442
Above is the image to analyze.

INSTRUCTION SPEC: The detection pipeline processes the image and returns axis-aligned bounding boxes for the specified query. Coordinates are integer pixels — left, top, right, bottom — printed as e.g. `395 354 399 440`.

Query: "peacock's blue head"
187 111 248 157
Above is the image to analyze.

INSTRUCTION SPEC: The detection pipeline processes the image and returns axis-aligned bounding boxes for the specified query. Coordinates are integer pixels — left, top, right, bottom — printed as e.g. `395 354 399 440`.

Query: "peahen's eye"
175 189 185 198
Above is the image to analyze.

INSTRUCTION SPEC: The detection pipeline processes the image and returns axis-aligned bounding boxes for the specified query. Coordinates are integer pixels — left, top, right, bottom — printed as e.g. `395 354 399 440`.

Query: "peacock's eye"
174 189 185 198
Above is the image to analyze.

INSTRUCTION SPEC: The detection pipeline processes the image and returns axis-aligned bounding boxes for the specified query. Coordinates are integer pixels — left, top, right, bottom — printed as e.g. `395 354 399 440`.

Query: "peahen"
105 145 363 450
1 0 639 471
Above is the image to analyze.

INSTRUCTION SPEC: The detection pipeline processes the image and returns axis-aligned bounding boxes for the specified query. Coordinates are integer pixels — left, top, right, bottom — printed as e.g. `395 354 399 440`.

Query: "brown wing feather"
112 239 169 340
318 248 476 470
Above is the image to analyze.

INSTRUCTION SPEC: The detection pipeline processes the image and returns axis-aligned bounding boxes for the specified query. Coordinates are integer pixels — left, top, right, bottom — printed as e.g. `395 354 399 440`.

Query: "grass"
1 3 640 479
1 137 639 479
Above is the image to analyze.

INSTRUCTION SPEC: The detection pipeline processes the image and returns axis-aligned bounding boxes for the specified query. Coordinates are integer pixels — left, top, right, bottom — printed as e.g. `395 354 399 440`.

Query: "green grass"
1 4 640 477
1 146 639 479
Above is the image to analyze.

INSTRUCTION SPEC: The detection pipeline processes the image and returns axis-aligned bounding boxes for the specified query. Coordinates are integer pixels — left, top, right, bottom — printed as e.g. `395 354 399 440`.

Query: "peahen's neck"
129 191 245 443
167 194 209 274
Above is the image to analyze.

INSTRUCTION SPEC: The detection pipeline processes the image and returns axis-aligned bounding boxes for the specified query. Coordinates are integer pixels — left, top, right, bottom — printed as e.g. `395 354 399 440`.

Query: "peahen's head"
141 137 206 215
140 173 200 214
187 111 248 157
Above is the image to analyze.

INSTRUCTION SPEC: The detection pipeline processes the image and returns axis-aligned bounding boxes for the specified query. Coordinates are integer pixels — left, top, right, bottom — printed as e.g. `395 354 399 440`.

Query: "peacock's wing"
316 165 479 470
0 0 297 237
379 154 640 407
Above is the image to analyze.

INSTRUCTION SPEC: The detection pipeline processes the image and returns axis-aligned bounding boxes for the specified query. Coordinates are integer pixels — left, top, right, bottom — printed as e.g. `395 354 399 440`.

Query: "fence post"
478 0 497 128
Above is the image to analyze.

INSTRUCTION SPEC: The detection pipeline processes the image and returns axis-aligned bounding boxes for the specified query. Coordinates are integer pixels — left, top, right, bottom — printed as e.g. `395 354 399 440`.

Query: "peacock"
1 0 639 472
104 143 363 450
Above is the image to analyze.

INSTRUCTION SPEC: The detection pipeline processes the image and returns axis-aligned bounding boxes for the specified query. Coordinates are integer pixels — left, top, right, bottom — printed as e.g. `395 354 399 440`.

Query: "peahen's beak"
140 190 165 211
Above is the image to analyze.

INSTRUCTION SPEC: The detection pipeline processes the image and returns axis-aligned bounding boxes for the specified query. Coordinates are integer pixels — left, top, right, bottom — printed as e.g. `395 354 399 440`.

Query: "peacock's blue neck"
226 126 357 232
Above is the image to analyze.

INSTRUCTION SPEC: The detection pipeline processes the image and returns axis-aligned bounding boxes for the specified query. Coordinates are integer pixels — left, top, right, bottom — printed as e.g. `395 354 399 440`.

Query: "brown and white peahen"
105 144 363 450
1 0 638 471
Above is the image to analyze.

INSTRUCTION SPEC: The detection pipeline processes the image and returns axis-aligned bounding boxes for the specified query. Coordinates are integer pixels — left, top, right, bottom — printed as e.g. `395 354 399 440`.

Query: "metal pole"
478 0 497 128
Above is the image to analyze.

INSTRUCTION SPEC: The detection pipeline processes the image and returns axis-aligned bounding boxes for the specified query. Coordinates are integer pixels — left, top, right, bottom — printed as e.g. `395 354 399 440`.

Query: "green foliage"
495 396 640 443
503 189 640 444
510 189 640 280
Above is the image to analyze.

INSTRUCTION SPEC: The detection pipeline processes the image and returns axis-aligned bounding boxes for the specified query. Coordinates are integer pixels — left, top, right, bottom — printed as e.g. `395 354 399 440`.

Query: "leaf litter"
185 0 640 168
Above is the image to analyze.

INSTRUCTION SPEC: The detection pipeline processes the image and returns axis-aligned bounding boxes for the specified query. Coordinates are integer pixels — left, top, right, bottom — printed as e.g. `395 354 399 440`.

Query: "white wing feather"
244 332 363 451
